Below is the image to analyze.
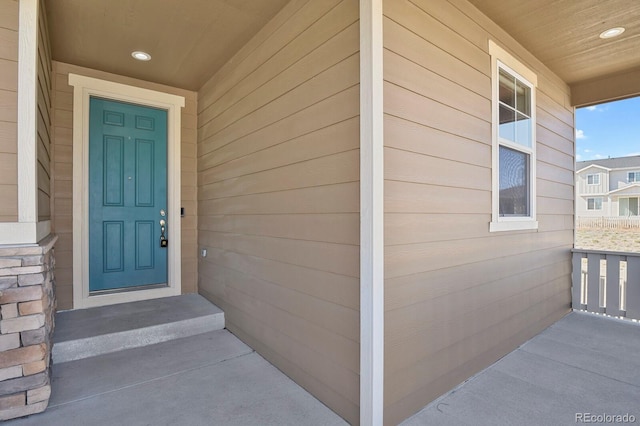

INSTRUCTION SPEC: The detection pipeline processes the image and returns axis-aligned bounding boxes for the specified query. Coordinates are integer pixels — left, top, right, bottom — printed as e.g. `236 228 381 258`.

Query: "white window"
587 174 600 185
489 41 538 232
628 172 640 183
587 197 602 210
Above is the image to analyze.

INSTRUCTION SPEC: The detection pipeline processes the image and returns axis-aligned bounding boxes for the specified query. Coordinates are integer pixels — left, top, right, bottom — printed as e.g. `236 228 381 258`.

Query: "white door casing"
69 74 185 309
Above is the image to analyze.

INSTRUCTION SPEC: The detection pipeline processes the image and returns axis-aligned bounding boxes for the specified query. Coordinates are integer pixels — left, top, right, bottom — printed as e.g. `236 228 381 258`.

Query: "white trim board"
360 0 384 424
0 0 48 246
68 73 185 309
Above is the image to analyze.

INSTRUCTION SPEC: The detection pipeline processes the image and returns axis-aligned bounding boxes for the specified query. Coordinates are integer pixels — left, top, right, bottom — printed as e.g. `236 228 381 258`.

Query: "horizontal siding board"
197 0 339 110
385 180 490 214
201 260 359 344
384 114 490 167
385 246 571 311
537 106 574 142
199 2 358 127
199 54 359 150
537 160 574 186
383 17 490 99
537 178 574 201
0 184 17 217
199 231 358 278
384 0 488 76
537 142 574 171
384 49 490 120
0 88 17 122
385 147 490 191
0 120 16 153
385 230 573 279
198 87 358 169
0 58 17 91
386 260 571 350
199 150 358 199
197 182 359 215
200 213 359 246
201 246 359 310
199 117 358 179
537 125 574 157
385 213 491 246
385 82 490 144
0 28 18 61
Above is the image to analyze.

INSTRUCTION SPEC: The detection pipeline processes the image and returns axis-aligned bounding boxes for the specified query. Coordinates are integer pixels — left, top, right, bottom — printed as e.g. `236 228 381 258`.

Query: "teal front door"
89 97 168 292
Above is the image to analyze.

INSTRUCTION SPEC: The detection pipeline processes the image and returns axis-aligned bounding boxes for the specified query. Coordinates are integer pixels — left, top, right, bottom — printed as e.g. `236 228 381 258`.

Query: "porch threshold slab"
52 294 224 363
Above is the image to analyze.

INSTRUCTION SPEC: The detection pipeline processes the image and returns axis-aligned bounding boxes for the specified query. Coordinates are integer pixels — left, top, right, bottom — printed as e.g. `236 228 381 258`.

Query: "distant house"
576 156 640 217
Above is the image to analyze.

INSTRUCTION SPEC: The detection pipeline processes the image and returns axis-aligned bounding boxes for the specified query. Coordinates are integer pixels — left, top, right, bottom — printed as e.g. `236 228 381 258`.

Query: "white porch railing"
572 249 640 321
577 216 640 229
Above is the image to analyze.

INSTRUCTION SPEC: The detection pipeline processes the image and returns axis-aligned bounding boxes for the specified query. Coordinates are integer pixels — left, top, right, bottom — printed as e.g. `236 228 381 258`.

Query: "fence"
577 216 640 229
572 249 640 321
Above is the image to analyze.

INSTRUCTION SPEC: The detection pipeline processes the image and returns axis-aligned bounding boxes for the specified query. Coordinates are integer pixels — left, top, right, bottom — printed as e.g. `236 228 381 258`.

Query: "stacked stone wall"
0 235 57 420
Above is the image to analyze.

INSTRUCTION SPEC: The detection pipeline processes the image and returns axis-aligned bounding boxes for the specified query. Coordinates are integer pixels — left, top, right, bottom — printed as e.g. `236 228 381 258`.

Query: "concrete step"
52 294 224 363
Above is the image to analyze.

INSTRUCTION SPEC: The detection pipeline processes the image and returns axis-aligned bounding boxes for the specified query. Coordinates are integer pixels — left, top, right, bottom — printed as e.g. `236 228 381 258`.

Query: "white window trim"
587 173 600 185
628 171 640 183
69 73 184 309
489 40 538 233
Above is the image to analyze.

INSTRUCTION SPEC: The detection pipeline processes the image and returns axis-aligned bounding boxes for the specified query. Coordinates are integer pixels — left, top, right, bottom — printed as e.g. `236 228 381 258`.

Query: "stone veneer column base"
0 234 57 420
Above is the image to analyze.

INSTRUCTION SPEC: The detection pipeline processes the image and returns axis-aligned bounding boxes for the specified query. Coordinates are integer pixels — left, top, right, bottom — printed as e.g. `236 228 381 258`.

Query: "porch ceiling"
45 0 290 91
468 0 640 105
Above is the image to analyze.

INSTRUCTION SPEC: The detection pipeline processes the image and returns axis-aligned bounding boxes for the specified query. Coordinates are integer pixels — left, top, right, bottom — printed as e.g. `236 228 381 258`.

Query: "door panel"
89 97 168 292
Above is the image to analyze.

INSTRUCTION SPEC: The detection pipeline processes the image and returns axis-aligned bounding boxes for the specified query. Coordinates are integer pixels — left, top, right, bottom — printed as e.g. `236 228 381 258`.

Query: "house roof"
576 155 640 171
609 184 640 196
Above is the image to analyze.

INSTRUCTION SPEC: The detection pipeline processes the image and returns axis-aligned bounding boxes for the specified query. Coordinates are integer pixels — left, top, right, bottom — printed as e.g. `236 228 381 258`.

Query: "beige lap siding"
382 0 574 424
0 0 19 222
197 0 360 423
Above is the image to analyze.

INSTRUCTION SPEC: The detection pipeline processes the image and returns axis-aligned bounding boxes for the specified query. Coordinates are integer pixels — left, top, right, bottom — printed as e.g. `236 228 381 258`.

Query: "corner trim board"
360 0 384 424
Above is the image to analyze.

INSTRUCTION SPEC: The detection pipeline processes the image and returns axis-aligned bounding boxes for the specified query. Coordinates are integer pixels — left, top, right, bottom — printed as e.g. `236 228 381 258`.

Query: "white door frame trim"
69 73 185 309
360 0 384 424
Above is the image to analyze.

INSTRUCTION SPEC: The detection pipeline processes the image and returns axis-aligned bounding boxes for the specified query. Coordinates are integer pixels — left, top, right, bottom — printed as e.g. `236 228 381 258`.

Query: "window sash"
490 45 537 232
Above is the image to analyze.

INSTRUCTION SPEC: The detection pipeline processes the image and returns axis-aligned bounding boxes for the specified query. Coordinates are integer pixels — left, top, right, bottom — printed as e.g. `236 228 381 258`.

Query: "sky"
575 96 640 162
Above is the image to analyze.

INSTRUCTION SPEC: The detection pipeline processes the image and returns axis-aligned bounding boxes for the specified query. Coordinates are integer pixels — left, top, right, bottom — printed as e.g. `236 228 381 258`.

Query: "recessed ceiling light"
131 51 151 61
599 27 625 39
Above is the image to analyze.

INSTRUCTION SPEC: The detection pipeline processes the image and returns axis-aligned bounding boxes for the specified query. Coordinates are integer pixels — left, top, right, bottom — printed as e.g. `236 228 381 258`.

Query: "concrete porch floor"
6 328 347 426
4 310 640 425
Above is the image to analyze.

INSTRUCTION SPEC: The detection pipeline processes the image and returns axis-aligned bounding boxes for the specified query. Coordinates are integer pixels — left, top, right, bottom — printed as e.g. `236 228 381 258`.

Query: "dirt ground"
575 227 640 253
